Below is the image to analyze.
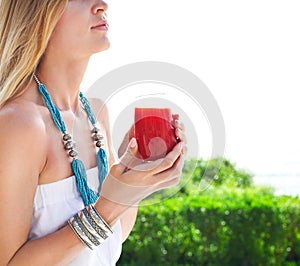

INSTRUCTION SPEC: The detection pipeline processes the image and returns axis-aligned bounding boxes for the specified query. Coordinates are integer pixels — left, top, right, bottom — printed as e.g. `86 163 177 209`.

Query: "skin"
0 0 187 265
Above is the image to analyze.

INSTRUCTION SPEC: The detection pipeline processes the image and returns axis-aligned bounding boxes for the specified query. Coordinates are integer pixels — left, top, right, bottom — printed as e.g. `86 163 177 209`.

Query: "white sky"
82 0 300 176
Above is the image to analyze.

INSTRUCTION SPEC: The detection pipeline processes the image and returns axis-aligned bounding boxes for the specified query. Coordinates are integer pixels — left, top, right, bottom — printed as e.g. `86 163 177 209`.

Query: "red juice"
133 108 178 161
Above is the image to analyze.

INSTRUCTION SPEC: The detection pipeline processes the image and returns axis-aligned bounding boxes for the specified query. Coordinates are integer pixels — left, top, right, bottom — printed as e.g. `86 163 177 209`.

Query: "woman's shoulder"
88 97 107 112
0 98 47 181
88 97 109 123
0 98 46 140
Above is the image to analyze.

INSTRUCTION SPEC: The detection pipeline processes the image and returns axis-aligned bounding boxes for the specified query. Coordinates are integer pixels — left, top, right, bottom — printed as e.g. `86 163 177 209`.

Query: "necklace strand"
34 74 108 206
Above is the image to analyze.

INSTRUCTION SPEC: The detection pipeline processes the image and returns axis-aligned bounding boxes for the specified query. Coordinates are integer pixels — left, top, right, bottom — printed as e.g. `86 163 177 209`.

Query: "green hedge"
117 159 300 266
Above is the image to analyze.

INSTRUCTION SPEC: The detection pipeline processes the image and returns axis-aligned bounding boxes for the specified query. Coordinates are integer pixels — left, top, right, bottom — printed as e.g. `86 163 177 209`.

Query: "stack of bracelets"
68 205 113 250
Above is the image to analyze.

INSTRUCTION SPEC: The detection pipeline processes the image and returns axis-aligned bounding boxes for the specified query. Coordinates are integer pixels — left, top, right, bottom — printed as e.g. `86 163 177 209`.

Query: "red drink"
133 108 179 161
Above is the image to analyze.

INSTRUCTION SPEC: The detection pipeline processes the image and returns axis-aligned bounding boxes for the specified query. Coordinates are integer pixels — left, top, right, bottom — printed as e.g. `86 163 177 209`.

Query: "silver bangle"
82 208 108 240
68 217 93 250
80 211 105 244
88 205 113 237
68 205 113 250
74 213 101 247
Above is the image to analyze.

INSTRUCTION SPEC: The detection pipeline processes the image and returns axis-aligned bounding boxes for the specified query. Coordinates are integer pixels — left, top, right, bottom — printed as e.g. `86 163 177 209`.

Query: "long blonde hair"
0 0 68 107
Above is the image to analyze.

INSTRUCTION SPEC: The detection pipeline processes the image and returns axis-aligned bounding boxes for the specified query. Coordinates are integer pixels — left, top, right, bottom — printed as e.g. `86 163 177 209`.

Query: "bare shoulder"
88 97 109 125
89 98 108 117
0 99 46 139
0 99 47 173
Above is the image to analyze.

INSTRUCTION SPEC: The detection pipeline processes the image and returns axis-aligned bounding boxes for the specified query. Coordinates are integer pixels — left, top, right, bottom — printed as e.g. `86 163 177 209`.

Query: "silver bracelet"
82 208 108 240
68 205 113 250
68 216 93 250
79 211 106 244
88 205 113 237
74 213 101 247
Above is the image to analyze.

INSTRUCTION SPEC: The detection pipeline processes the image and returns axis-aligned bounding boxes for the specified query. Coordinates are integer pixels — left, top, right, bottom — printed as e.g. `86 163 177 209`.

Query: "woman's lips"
91 21 109 30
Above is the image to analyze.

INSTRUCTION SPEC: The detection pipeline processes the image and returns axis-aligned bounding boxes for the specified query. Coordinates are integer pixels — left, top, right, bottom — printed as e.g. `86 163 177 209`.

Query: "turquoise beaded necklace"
34 75 108 206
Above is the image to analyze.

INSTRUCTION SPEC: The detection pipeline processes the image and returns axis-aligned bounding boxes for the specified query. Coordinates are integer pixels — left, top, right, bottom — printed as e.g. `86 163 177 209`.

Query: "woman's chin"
95 38 110 53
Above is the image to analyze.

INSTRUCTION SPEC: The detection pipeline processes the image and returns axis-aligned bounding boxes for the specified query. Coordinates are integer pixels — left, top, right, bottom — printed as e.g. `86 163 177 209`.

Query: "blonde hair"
0 0 68 107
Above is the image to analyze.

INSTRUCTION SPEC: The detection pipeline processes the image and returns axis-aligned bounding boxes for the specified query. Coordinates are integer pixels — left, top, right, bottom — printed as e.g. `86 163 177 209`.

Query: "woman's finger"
154 156 185 187
172 114 179 121
181 143 188 156
115 138 141 175
126 141 182 177
175 128 187 144
174 119 185 131
147 142 182 175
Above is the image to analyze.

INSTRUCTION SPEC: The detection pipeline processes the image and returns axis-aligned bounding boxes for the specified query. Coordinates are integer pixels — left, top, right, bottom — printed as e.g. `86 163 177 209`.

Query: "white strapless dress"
28 167 122 266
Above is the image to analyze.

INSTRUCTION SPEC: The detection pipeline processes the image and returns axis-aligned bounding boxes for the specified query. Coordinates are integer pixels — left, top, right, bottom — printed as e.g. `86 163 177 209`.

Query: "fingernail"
129 138 137 148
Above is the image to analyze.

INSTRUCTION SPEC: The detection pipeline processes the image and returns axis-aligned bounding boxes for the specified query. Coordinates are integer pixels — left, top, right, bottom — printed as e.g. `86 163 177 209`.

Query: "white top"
29 167 122 266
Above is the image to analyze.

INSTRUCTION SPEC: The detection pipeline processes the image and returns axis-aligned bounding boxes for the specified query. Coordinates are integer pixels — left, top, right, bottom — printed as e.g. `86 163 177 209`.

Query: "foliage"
182 157 254 188
117 158 300 266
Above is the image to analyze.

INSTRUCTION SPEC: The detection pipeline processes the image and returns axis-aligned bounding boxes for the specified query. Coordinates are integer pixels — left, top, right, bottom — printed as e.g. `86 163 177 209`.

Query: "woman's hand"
100 138 184 207
95 115 187 227
172 113 188 156
101 114 187 207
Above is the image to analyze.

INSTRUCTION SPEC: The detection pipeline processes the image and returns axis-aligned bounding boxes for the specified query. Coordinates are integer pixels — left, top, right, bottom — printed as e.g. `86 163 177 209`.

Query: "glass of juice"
132 108 179 161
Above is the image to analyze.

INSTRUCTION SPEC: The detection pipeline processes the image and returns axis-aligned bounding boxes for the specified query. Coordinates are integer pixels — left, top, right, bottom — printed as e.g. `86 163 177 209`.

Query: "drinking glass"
132 108 179 161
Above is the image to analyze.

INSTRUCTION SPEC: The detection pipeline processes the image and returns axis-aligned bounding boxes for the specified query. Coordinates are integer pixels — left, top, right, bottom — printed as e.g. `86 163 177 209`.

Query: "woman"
0 0 186 265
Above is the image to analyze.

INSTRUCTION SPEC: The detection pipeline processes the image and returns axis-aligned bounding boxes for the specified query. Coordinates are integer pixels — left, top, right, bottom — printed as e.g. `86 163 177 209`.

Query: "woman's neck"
36 55 90 112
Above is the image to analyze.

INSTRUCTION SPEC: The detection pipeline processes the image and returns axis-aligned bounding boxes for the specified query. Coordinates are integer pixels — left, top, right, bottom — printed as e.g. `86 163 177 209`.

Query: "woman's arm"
0 107 86 265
